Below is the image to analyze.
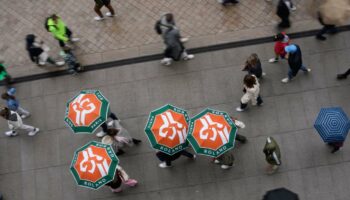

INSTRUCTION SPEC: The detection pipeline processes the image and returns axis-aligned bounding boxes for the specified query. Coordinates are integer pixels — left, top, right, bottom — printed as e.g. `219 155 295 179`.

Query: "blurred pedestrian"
93 0 115 21
1 88 30 119
269 32 290 63
156 150 196 168
243 53 265 79
327 142 344 153
281 44 311 83
97 111 120 137
337 68 350 80
218 0 239 6
102 127 141 155
266 0 296 10
25 34 65 67
45 14 80 48
0 60 12 88
263 136 281 174
276 0 291 28
155 13 188 43
316 12 338 41
160 28 194 66
60 46 82 75
236 74 263 112
0 107 39 137
214 151 235 169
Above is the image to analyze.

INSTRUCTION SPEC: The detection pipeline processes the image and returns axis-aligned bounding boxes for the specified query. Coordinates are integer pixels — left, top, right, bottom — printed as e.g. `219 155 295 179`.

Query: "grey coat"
164 28 185 61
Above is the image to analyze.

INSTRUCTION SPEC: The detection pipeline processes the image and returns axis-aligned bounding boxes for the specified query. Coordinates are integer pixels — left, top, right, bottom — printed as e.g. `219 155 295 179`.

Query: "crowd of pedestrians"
0 0 349 196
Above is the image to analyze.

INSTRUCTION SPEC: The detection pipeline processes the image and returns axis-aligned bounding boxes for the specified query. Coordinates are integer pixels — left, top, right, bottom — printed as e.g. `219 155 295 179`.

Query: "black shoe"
132 138 142 145
316 35 327 41
116 149 125 156
337 74 347 80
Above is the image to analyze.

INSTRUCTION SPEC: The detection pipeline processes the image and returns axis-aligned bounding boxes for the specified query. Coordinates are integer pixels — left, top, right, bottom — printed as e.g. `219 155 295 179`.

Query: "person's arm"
49 26 68 42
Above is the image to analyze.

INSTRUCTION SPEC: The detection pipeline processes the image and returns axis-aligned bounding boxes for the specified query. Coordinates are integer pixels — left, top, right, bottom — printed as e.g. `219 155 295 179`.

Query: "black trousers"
316 25 337 37
157 150 194 166
240 95 263 109
58 27 72 47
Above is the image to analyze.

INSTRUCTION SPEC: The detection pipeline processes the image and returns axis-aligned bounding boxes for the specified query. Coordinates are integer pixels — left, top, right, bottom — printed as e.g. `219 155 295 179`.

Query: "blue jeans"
288 65 308 79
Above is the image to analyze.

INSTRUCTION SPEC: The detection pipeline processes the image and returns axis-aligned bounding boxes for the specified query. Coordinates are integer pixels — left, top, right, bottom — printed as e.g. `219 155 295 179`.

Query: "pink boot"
124 179 138 187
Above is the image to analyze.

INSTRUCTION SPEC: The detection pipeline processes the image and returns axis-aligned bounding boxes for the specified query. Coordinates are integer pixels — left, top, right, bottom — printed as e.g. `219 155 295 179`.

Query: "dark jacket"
164 28 185 61
243 59 262 78
263 137 281 166
277 0 290 18
26 34 43 63
288 44 303 76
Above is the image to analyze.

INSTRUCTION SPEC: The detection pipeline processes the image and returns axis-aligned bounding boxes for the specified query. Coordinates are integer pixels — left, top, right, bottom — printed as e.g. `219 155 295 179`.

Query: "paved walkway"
0 0 322 76
0 30 349 199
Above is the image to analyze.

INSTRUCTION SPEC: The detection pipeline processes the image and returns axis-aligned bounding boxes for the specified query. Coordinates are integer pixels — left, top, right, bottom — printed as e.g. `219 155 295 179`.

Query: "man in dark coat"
276 0 291 28
281 44 311 83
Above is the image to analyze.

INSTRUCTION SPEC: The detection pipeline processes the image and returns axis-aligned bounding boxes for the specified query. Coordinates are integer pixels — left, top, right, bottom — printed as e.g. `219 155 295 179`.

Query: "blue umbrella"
314 107 350 143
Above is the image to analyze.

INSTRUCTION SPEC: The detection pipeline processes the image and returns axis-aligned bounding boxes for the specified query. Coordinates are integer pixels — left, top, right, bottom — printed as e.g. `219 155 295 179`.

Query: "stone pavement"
0 29 349 199
0 0 322 77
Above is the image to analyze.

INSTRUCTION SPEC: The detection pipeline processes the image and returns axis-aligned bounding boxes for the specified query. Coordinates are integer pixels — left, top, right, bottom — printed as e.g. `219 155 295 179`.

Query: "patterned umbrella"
187 108 237 157
314 107 350 142
263 188 299 200
65 90 109 134
70 141 119 190
145 104 189 155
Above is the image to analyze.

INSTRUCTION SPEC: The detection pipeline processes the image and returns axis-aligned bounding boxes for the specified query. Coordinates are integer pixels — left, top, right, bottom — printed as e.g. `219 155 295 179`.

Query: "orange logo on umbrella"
152 110 188 148
68 94 102 126
192 113 232 150
74 146 112 182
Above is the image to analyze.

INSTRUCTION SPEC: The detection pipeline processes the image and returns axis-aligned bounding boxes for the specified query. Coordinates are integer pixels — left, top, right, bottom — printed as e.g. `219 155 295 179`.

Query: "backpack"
44 17 56 32
154 20 162 35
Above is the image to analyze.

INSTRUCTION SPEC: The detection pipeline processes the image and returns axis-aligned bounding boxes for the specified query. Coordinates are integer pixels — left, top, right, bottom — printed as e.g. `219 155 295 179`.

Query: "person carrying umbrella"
281 44 311 83
263 136 281 174
102 128 141 155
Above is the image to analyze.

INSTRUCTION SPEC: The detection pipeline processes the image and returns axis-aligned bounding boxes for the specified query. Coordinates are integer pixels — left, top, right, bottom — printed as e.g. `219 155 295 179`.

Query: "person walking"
25 34 65 67
93 0 115 21
243 53 265 79
46 14 79 48
59 46 82 75
315 12 338 41
269 32 290 63
337 68 350 80
263 136 281 174
160 28 194 66
214 151 235 169
281 44 311 83
156 150 196 168
276 0 291 28
0 60 12 88
155 13 188 42
101 127 141 155
236 74 263 112
1 88 30 119
0 107 39 137
327 142 344 153
104 165 138 193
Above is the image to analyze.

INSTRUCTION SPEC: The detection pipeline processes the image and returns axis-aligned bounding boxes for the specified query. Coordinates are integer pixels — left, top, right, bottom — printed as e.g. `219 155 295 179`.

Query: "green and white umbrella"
70 141 119 190
145 104 190 155
65 90 109 134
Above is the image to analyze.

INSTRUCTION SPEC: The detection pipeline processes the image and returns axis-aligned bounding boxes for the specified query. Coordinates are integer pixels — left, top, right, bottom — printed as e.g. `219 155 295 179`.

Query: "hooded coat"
241 75 260 105
263 137 281 166
287 44 303 76
163 28 185 61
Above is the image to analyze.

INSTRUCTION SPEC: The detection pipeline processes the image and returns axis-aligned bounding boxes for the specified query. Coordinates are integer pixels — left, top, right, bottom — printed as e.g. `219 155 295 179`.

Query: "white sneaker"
281 77 290 83
94 16 104 21
21 114 30 119
161 58 172 66
262 72 266 76
269 58 278 63
96 131 106 138
214 159 220 164
236 107 245 112
159 162 171 168
305 68 311 72
55 61 65 66
106 12 114 17
291 6 297 11
180 37 189 43
28 128 39 136
5 130 17 137
71 38 80 42
183 54 194 61
221 165 232 169
192 154 196 160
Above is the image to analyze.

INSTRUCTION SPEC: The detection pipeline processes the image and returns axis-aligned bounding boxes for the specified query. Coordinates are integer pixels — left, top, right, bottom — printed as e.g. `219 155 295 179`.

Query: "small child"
269 32 290 63
60 47 82 75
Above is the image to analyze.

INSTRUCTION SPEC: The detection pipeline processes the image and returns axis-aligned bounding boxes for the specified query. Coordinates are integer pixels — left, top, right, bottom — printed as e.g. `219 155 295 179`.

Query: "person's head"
243 74 256 88
51 14 59 22
247 53 259 66
165 13 174 23
284 44 297 54
0 107 10 120
106 128 120 137
1 93 14 100
274 33 285 42
25 34 35 50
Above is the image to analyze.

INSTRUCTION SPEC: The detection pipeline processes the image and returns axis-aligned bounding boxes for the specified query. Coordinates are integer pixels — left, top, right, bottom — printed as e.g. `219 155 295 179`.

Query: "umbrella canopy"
319 0 350 25
145 104 189 155
314 107 350 143
187 108 237 157
263 188 299 200
70 141 119 190
65 90 109 134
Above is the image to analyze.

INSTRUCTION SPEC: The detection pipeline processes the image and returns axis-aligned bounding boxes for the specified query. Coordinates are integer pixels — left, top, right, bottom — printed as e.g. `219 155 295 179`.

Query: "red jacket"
274 33 290 57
